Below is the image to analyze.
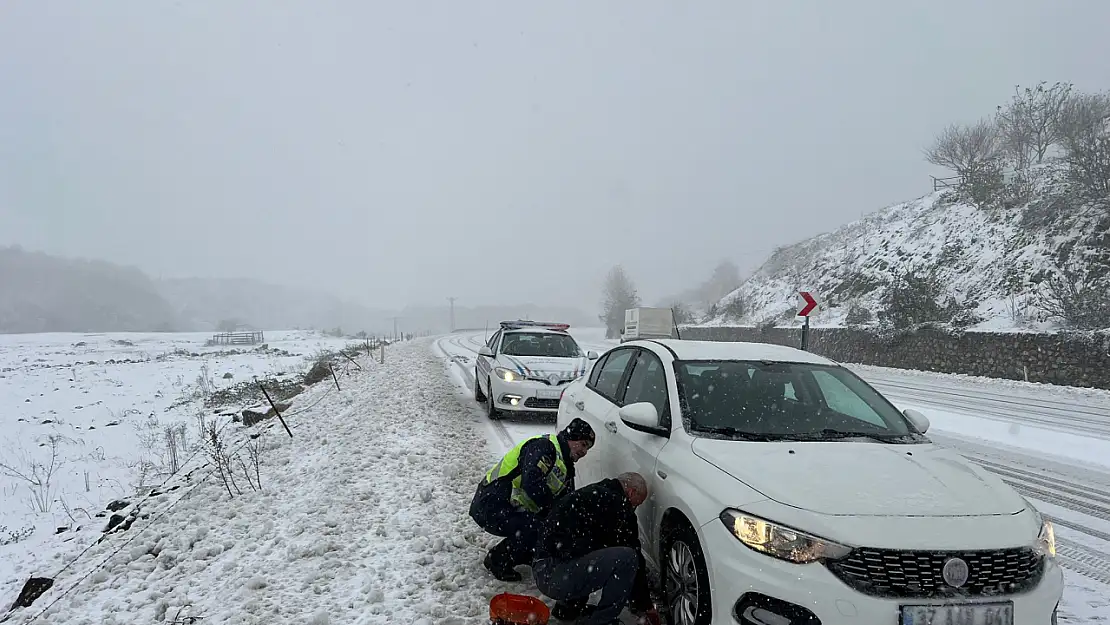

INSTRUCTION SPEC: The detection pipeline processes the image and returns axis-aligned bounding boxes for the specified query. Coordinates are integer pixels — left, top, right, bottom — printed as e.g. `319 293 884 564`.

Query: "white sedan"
557 339 1062 625
475 321 598 419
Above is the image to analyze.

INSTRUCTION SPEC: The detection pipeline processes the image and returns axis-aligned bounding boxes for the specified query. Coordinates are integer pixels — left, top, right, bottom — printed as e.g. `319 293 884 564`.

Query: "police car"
475 320 599 419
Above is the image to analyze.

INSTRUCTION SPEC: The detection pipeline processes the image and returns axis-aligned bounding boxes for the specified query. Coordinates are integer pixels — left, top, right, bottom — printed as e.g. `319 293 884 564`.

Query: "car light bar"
499 320 571 331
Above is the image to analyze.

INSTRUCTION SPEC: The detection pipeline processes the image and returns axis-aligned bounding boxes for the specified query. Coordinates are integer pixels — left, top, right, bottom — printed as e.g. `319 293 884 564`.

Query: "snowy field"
0 330 355 614
1 328 1106 624
438 328 1110 623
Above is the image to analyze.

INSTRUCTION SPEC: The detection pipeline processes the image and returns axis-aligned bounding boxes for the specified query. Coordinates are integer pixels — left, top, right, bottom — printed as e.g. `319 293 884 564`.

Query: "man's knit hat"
562 418 596 444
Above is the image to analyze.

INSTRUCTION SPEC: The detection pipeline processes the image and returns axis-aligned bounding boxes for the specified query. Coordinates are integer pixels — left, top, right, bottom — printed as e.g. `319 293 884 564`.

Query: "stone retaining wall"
680 325 1110 390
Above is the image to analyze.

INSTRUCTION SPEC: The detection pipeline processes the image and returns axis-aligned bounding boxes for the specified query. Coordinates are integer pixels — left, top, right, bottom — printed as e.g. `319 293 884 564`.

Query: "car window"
621 350 668 423
500 332 582 358
486 331 500 350
811 370 885 427
591 349 635 402
588 352 610 386
676 360 918 442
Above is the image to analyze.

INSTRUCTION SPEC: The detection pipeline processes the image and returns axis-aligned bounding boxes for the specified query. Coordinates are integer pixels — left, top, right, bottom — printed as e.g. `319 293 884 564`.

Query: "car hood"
691 439 1027 517
498 354 591 381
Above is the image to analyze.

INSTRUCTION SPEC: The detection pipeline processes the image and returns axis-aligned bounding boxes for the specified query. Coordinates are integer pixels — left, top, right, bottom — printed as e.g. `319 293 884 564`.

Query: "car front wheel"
474 369 487 402
662 522 712 625
486 377 501 420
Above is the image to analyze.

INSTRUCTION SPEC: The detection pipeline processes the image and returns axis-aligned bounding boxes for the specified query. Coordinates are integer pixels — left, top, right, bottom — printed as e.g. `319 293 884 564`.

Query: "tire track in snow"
435 336 514 451
861 377 1110 439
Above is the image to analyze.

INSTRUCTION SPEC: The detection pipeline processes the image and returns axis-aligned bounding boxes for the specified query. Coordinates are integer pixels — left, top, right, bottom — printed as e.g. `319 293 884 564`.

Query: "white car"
475 321 599 419
557 339 1062 625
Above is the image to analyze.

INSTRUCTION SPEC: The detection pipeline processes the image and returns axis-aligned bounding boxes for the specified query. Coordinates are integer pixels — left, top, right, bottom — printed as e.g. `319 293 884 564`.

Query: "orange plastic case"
489 593 551 625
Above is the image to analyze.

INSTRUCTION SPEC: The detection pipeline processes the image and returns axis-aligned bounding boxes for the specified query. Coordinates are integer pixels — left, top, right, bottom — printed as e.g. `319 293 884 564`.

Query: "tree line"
925 81 1110 205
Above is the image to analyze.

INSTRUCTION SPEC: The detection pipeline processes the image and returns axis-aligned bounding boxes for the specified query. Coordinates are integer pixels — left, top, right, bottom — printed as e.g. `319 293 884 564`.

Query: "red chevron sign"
798 291 818 317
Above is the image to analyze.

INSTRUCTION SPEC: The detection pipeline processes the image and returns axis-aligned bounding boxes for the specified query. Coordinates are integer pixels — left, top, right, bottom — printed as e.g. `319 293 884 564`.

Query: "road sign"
798 291 818 317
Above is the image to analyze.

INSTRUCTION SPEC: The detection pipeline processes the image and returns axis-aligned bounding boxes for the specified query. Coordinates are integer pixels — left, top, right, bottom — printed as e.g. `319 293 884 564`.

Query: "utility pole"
391 316 400 341
447 297 457 332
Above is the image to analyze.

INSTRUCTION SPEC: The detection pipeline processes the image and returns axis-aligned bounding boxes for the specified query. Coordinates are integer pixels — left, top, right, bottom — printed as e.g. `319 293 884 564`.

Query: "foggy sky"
2 1 1109 310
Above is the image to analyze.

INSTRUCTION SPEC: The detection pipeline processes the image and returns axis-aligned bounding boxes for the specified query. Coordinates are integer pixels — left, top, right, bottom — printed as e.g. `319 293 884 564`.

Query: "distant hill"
0 247 595 335
701 167 1110 332
0 246 180 333
156 277 394 334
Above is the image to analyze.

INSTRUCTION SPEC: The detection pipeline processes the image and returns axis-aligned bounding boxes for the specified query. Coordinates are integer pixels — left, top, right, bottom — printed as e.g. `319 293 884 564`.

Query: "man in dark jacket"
470 418 596 581
533 472 660 625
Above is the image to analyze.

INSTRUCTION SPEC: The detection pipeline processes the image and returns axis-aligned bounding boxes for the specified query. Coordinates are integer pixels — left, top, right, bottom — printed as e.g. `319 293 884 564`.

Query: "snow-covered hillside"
704 177 1110 332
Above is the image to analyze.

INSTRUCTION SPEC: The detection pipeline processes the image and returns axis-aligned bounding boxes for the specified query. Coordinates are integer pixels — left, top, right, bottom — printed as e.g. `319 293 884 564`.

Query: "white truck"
621 307 676 342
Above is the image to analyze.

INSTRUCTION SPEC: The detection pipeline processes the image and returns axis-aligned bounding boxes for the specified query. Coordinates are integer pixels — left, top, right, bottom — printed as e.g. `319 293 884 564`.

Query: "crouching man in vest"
470 418 596 581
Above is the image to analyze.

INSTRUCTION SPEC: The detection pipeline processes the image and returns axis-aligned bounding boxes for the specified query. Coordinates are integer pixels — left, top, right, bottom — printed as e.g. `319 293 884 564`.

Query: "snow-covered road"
435 329 1110 621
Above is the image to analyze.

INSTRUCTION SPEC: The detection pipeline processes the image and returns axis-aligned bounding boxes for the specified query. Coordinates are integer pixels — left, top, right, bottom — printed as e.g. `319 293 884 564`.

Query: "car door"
610 347 672 552
562 347 637 486
476 330 501 393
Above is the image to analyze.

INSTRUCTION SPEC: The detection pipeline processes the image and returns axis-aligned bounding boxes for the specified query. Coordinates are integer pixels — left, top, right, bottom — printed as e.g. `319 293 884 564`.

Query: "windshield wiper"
787 429 907 443
695 426 779 442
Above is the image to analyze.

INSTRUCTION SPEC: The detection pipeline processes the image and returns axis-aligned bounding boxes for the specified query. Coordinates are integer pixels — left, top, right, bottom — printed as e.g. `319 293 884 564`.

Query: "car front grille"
825 547 1044 598
523 398 561 410
525 376 575 386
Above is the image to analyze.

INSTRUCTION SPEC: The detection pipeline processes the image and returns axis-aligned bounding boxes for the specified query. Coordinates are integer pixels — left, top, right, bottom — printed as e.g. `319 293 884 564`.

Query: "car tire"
474 369 487 403
661 521 712 625
486 377 501 420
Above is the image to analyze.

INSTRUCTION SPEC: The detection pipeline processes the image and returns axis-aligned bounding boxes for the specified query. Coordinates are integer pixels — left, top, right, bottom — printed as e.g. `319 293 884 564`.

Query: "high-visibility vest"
481 434 568 513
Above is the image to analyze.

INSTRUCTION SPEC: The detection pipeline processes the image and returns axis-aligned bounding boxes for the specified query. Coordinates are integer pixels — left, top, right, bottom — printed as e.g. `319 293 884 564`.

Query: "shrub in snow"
0 433 66 512
1 524 34 546
720 295 748 321
844 301 874 327
878 270 963 330
1035 264 1110 330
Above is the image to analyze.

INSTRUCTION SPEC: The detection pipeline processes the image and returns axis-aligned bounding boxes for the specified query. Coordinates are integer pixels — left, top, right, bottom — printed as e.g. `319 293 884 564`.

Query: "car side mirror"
618 402 662 435
478 346 494 358
587 351 599 360
904 408 930 434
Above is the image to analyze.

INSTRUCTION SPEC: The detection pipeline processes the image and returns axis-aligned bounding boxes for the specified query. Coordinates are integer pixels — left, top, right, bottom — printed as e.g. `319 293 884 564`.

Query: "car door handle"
657 469 667 480
574 400 585 411
605 421 618 434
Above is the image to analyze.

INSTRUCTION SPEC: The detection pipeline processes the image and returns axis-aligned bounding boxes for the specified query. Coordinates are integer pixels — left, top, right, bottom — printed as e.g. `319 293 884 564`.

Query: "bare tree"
600 265 640 339
703 260 742 306
1055 91 1110 199
924 119 1003 176
925 119 1007 205
995 82 1072 167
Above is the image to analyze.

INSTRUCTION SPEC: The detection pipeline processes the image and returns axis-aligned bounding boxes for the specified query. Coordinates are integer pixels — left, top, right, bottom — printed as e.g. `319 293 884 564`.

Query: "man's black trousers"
470 487 541 572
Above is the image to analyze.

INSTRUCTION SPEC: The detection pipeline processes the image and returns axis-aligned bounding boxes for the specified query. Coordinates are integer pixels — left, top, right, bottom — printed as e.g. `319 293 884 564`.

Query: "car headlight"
1036 520 1056 559
494 367 524 382
720 509 852 564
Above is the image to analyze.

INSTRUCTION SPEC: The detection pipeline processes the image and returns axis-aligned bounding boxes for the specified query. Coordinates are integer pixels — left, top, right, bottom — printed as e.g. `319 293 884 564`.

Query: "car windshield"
676 360 922 442
500 332 582 358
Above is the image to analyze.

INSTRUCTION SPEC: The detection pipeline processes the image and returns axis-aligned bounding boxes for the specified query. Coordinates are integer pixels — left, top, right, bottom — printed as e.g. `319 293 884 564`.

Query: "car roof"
629 339 837 366
502 328 571 336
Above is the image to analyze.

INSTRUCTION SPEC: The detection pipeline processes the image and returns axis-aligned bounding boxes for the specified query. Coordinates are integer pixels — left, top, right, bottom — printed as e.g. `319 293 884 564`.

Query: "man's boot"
551 599 588 621
483 550 523 582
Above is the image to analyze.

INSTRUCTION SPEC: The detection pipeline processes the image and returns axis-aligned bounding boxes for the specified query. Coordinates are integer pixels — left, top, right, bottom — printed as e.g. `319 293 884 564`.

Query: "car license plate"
536 389 562 399
900 602 1013 625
